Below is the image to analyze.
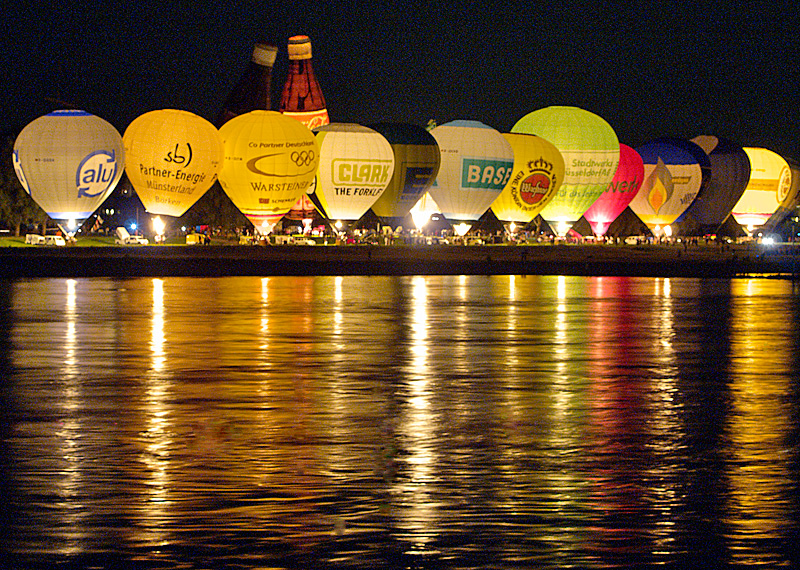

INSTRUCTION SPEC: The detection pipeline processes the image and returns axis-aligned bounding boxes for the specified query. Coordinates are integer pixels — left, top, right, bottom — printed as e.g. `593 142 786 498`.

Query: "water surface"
1 275 799 568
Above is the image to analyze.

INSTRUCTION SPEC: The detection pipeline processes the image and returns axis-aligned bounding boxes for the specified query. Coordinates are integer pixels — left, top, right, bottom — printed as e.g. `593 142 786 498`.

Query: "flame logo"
646 158 672 214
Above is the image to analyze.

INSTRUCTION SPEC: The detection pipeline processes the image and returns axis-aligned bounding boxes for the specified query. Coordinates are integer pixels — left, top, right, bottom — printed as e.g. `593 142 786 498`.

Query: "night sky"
4 1 798 159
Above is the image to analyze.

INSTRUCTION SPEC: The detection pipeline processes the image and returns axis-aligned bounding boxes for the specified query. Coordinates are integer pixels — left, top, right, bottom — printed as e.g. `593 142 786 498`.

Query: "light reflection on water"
1 275 799 569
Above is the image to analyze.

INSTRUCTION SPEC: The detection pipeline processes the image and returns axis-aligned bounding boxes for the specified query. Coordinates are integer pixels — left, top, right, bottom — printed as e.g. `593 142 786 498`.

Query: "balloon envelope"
675 135 750 231
628 138 711 232
12 110 124 234
313 123 395 221
218 110 319 233
429 120 514 224
491 133 565 224
512 106 619 234
583 144 644 236
123 109 224 217
731 147 794 231
368 122 440 225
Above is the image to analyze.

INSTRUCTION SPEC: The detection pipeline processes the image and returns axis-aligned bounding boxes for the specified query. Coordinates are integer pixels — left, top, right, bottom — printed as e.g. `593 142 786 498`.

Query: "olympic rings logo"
291 150 315 166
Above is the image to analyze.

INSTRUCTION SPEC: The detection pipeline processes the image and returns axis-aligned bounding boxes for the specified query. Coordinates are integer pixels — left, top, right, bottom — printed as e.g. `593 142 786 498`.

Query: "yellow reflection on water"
726 278 793 566
395 276 439 547
55 278 86 554
140 278 172 544
646 278 682 554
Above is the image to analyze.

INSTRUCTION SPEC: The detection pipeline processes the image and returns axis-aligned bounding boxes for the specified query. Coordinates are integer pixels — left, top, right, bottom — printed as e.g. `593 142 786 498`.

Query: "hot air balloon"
673 135 750 235
313 123 395 223
730 147 794 234
582 144 644 237
490 132 564 227
217 110 319 234
628 138 711 236
763 157 800 233
123 109 224 218
12 110 124 235
429 120 514 235
511 106 619 236
409 192 443 231
367 122 441 229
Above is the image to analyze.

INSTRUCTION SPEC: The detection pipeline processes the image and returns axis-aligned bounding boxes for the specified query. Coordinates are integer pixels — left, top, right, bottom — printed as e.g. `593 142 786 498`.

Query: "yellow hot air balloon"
218 110 319 233
123 109 224 218
491 132 565 224
13 110 124 235
313 123 395 222
731 147 794 233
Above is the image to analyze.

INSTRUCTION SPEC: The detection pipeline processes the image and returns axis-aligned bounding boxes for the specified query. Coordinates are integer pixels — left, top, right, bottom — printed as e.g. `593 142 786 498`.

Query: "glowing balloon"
675 135 750 232
409 192 442 230
123 109 224 217
218 110 319 233
368 122 440 226
628 138 711 233
313 123 395 221
764 158 800 231
429 120 514 229
582 144 644 236
12 110 124 235
731 147 794 232
512 106 619 235
491 132 564 224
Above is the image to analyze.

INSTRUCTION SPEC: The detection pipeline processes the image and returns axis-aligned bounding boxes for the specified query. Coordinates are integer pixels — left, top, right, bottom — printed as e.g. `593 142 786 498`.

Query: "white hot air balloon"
13 110 125 235
429 120 514 234
313 123 395 222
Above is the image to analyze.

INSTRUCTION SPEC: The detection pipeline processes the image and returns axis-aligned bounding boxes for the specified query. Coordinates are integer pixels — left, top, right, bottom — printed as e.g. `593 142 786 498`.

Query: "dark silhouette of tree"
0 131 48 236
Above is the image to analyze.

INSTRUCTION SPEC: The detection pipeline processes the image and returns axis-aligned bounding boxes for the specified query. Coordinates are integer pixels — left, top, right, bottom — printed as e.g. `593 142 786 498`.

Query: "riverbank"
2 242 799 278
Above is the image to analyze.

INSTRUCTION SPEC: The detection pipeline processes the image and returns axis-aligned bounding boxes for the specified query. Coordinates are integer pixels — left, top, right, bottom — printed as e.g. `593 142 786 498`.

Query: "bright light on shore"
152 216 165 236
454 222 471 236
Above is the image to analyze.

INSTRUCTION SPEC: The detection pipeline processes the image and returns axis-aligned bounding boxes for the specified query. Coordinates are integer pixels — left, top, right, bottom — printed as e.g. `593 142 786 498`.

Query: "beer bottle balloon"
217 42 278 127
279 35 329 129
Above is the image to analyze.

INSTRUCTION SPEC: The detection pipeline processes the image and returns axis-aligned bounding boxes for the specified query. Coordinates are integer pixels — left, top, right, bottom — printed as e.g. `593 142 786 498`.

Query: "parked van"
44 235 66 246
115 226 149 245
25 234 46 245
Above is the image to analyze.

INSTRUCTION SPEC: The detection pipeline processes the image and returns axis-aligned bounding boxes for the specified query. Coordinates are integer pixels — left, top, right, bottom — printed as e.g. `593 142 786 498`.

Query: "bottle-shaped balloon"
279 35 329 130
217 42 278 127
13 110 125 236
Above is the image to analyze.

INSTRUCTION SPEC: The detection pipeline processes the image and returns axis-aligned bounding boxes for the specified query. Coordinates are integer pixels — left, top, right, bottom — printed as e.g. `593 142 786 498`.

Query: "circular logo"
777 166 792 204
519 171 552 205
291 150 315 167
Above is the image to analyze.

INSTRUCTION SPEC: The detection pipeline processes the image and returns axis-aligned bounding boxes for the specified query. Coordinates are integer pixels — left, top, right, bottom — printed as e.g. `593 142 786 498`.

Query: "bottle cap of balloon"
287 35 312 60
252 43 278 66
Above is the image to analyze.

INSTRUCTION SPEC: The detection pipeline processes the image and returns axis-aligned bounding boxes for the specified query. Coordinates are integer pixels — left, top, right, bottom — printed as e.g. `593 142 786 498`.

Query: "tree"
178 182 251 233
0 131 48 236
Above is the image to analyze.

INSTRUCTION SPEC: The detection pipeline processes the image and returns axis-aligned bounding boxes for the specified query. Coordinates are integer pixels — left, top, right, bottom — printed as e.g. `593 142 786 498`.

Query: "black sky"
4 1 798 159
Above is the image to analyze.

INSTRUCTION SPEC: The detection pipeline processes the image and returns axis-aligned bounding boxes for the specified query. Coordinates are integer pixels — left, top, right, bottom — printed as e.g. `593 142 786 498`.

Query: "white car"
44 235 66 246
25 234 46 245
115 226 149 245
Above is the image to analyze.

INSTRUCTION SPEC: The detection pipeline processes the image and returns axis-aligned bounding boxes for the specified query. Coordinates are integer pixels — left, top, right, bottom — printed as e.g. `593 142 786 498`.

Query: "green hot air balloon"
512 106 619 236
